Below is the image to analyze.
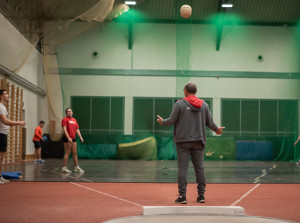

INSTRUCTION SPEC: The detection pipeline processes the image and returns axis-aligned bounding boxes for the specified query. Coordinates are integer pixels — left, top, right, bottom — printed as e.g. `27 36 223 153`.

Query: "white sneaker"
0 176 9 183
0 180 5 184
74 166 84 173
61 167 72 173
39 159 45 163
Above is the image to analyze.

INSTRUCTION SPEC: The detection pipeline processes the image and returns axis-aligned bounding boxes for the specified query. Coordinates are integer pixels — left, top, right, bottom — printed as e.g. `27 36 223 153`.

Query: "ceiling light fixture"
221 0 233 8
222 3 233 7
125 1 136 5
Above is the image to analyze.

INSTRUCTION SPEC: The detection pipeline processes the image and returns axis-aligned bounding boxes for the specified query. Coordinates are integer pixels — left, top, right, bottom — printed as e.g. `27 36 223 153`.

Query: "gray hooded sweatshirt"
162 98 218 147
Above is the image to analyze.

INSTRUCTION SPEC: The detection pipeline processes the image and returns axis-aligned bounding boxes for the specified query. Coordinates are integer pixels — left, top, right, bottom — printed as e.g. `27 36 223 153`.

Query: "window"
133 97 213 135
221 99 298 136
71 96 124 134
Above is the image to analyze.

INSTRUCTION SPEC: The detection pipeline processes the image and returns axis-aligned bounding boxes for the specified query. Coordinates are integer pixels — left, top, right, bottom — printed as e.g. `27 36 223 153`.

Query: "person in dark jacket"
157 82 224 204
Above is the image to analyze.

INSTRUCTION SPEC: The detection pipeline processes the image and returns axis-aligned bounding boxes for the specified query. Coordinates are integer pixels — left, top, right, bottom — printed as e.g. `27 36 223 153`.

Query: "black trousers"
176 141 206 196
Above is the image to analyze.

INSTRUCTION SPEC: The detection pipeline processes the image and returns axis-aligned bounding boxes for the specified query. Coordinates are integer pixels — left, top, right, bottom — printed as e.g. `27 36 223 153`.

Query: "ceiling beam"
216 0 227 51
128 21 133 50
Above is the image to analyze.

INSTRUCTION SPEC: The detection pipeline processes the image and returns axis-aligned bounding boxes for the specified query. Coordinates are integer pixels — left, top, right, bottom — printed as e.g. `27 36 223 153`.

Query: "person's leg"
0 134 8 183
176 143 191 196
0 152 4 184
190 141 206 203
71 142 79 166
34 148 38 160
63 142 72 167
33 141 40 162
33 142 36 160
37 148 45 163
0 151 4 175
71 142 84 172
191 147 206 195
36 148 40 159
0 152 9 183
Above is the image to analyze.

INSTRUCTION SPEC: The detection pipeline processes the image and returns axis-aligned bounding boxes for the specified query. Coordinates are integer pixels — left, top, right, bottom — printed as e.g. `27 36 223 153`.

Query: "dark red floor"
0 182 299 223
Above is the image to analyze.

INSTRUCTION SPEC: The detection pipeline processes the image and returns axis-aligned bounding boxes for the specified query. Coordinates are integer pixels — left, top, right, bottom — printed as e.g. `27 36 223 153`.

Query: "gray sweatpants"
176 141 206 196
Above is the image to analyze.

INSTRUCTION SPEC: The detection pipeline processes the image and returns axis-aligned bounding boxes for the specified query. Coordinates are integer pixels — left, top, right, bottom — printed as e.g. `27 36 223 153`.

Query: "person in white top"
0 89 26 184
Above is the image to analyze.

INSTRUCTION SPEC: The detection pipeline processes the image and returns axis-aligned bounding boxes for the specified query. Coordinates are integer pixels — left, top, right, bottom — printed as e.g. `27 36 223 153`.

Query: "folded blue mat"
1 171 22 179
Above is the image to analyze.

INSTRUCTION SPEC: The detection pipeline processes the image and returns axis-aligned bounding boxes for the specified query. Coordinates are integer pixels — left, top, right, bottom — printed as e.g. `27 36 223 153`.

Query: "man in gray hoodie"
157 82 224 204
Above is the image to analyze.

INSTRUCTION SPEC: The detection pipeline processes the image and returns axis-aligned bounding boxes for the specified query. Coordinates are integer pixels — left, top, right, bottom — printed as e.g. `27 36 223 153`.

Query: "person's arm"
205 106 225 135
40 129 45 141
0 114 26 126
157 102 180 126
76 129 84 143
63 126 72 143
295 135 300 146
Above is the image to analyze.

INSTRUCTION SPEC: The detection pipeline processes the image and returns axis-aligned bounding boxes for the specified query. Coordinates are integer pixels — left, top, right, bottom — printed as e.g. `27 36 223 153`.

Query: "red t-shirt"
32 126 43 141
61 117 79 139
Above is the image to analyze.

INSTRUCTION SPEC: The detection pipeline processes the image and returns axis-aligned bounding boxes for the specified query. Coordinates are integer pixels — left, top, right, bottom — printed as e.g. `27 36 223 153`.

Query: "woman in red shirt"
61 108 84 173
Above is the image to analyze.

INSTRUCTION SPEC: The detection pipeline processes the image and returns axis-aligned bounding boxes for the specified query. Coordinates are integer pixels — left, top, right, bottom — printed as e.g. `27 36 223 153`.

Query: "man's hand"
80 137 84 143
215 127 225 135
20 121 26 126
157 115 163 125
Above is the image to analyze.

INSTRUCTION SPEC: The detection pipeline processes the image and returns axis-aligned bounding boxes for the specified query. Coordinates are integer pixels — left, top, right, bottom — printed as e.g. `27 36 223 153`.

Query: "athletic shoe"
74 166 84 173
0 180 5 184
296 162 299 166
39 159 45 163
175 195 187 204
61 167 72 173
0 176 9 183
34 160 38 164
197 194 205 203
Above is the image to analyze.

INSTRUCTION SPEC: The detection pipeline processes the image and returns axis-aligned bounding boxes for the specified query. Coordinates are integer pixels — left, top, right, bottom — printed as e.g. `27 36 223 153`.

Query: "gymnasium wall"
56 22 300 135
56 23 299 72
0 12 48 156
16 51 48 156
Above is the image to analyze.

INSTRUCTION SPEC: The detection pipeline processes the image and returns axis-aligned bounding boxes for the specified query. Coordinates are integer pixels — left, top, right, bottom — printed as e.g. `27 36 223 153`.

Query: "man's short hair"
0 89 7 96
39 120 45 125
184 82 197 94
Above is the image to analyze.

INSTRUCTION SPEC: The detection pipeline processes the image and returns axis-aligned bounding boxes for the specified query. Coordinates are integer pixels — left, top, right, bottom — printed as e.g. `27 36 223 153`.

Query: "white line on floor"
42 168 94 182
253 164 276 183
231 183 260 206
70 182 143 207
80 178 93 182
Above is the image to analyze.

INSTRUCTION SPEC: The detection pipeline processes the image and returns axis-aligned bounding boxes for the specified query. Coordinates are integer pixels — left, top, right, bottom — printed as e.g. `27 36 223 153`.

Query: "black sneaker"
175 195 187 204
197 194 205 203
